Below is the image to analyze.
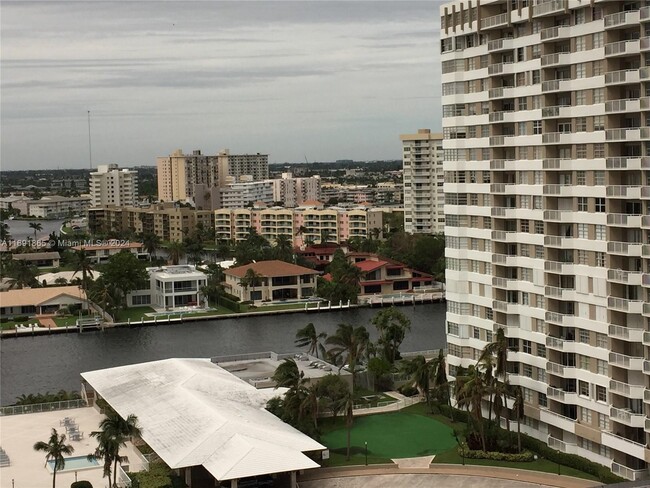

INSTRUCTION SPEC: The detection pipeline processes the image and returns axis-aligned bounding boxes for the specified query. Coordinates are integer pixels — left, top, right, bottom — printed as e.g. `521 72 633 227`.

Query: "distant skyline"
1 1 441 171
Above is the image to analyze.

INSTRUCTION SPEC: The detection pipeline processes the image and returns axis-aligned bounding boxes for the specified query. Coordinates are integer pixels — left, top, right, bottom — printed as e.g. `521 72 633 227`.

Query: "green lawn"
321 412 457 466
1 319 42 330
115 306 156 322
353 388 397 407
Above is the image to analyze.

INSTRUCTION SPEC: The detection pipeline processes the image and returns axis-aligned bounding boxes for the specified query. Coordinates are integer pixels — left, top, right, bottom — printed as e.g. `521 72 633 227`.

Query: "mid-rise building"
13 196 91 218
156 149 268 204
89 164 138 207
271 173 322 207
219 179 274 208
400 129 444 234
441 0 650 480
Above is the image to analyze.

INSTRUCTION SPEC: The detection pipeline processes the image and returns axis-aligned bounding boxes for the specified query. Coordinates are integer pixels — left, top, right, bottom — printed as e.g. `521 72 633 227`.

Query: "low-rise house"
0 286 87 319
12 252 61 268
71 242 149 264
224 260 318 303
127 265 207 309
348 254 434 296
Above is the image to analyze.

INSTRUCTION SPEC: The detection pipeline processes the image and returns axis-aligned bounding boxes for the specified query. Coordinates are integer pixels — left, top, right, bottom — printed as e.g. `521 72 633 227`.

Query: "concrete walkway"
298 465 601 488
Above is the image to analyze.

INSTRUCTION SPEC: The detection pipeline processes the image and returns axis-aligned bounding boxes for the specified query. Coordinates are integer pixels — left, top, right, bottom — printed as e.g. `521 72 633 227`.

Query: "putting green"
321 412 457 459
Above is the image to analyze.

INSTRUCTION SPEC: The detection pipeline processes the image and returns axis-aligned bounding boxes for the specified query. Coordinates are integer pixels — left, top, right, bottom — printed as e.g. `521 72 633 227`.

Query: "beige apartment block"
441 0 650 481
89 164 138 207
400 129 445 234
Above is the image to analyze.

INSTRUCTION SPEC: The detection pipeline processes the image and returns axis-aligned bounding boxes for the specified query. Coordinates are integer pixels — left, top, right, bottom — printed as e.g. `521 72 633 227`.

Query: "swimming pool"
47 455 99 472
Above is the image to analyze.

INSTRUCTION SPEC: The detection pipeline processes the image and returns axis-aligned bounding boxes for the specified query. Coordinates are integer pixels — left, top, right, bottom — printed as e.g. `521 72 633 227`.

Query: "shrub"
12 315 29 322
399 384 418 397
71 482 93 488
218 296 240 313
459 447 534 462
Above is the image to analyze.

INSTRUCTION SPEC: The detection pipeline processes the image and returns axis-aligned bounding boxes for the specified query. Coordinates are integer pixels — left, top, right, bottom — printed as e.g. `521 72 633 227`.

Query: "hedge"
219 296 240 313
71 482 93 488
459 448 534 462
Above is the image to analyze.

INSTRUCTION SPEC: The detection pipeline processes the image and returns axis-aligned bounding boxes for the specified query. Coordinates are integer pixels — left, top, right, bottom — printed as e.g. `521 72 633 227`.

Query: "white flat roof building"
81 358 324 487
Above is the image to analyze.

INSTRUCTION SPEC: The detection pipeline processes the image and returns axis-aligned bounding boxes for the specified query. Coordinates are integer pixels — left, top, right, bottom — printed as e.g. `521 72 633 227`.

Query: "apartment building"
441 0 650 480
271 173 322 207
400 129 445 234
13 196 91 218
156 149 268 203
89 164 138 207
219 180 274 208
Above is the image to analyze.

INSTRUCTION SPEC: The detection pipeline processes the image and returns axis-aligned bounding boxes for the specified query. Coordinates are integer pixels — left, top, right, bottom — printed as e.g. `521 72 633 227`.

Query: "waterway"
0 303 447 405
3 219 65 242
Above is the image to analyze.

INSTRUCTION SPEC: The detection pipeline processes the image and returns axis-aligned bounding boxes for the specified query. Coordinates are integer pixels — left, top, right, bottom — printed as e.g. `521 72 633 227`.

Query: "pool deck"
0 406 147 488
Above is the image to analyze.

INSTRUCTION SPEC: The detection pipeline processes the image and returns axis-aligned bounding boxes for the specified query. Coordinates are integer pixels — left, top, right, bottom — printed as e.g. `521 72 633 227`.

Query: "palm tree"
29 221 43 241
6 259 38 289
334 388 356 460
0 222 11 246
88 433 117 487
241 268 262 302
272 358 305 389
480 328 510 434
432 349 453 421
274 234 294 262
295 323 327 358
272 359 309 425
34 428 74 488
300 383 320 430
513 386 525 453
326 323 369 390
456 366 488 451
167 240 185 265
372 307 411 363
91 413 141 487
400 355 434 407
140 232 160 261
71 250 94 290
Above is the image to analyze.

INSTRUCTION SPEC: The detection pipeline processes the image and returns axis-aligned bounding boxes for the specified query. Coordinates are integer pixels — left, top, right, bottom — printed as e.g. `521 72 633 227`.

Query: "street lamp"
365 441 368 466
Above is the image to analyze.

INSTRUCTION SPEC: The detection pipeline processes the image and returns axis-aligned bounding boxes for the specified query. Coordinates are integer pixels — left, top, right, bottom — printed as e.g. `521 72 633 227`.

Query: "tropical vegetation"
34 428 74 488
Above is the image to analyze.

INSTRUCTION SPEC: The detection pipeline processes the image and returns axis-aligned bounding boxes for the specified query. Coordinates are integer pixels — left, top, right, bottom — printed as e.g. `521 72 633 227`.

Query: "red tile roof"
225 260 318 278
354 260 388 272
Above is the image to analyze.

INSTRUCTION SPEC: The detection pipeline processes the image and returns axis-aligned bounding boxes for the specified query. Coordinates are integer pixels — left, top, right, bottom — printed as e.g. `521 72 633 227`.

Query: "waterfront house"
11 252 61 269
224 260 318 303
0 286 87 319
71 242 149 264
127 265 207 310
81 358 325 488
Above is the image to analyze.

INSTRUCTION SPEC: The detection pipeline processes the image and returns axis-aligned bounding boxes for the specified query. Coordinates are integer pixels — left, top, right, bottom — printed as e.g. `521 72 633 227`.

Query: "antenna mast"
87 110 93 170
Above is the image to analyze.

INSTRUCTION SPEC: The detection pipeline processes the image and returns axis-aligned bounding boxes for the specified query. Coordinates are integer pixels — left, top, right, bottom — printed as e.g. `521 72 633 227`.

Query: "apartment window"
575 118 587 132
447 322 459 336
596 252 605 267
520 220 529 233
575 90 586 105
576 144 587 158
578 197 588 211
522 340 531 354
593 88 604 103
483 217 492 229
593 116 604 131
520 244 529 257
538 369 546 383
595 198 605 212
537 344 546 358
593 32 604 48
576 171 586 185
518 97 528 111
579 381 589 397
538 393 547 408
521 268 531 281
532 95 541 109
575 8 586 24
518 122 526 136
596 359 608 375
524 388 533 403
521 195 530 209
579 329 589 344
481 125 490 137
523 364 532 377
594 171 605 185
473 326 480 339
576 63 586 79
600 446 611 458
534 221 544 234
596 333 607 348
521 292 529 305
531 44 541 59
482 171 491 183
595 225 605 240
593 60 603 76
598 413 610 431
486 331 493 343
594 143 605 158
533 121 542 134
577 224 588 239
580 407 592 423
533 196 542 209
532 70 540 84
534 171 543 184
595 385 607 403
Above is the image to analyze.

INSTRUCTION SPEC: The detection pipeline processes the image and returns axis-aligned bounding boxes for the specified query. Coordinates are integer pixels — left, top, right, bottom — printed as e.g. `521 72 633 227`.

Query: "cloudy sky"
1 1 441 170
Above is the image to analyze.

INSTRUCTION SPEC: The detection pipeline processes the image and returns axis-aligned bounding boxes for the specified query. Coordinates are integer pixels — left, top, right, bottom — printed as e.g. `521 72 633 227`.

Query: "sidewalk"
298 464 601 488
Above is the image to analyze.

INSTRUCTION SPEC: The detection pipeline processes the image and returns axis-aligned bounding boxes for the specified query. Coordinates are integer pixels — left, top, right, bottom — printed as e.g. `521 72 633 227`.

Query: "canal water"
3 219 65 241
0 303 447 405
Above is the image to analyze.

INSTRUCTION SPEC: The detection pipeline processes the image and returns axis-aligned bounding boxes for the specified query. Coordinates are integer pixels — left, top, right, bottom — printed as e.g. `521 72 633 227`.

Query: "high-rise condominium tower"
441 0 649 480
89 164 138 207
400 129 445 234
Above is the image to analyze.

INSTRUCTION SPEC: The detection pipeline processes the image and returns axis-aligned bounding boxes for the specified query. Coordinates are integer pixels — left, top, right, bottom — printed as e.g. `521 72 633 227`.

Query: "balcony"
544 261 570 274
488 38 515 52
641 67 650 80
608 297 644 314
541 52 571 67
545 235 562 247
609 324 644 342
489 87 504 99
607 213 643 227
604 10 640 29
607 241 642 255
545 286 574 299
642 36 650 51
548 435 577 454
606 185 641 198
605 98 640 113
642 6 650 19
540 25 570 42
609 380 646 399
644 331 650 346
543 158 571 170
489 136 505 146
533 0 566 18
480 12 509 30
646 418 650 434
605 128 645 142
645 360 650 373
609 351 644 370
546 336 572 351
607 268 642 285
547 387 577 403
603 433 647 461
546 361 576 378
491 230 517 242
606 157 643 170
539 407 576 433
543 210 566 222
609 407 645 429
542 104 572 118
605 39 640 57
541 79 560 93
611 460 649 482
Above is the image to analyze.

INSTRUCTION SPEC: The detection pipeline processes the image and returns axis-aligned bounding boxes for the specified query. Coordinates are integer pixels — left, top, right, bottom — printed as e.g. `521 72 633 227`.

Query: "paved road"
300 473 559 488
